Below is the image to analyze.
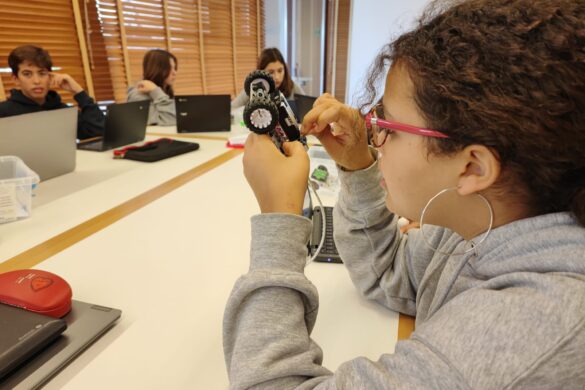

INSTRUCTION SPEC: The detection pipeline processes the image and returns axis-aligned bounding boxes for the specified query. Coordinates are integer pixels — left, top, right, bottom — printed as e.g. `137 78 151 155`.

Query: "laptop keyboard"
309 206 342 263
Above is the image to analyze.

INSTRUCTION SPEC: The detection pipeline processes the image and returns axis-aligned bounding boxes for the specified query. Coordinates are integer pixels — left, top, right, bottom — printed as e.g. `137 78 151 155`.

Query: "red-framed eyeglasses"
364 104 449 147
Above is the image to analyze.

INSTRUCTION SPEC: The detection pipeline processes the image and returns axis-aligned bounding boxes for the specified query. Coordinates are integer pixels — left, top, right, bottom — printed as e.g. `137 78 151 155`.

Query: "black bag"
114 138 199 162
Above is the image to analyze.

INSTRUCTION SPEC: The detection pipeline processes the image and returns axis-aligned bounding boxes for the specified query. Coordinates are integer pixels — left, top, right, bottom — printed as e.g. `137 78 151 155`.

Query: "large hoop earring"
419 187 494 256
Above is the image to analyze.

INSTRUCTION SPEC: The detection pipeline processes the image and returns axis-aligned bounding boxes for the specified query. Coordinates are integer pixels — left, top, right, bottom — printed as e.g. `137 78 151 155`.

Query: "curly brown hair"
362 0 585 226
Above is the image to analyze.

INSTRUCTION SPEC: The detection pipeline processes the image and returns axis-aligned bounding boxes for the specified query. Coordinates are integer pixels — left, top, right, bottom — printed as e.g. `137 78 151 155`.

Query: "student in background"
231 47 304 109
223 0 585 388
0 45 104 140
127 49 177 126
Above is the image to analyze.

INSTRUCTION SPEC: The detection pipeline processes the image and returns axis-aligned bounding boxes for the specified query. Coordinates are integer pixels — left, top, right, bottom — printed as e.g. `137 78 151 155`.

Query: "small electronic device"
309 206 342 263
242 70 307 152
311 165 329 182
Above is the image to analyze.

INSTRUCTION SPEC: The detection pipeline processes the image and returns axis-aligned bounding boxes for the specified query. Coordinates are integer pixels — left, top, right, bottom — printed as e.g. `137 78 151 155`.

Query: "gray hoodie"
223 158 585 389
127 85 176 126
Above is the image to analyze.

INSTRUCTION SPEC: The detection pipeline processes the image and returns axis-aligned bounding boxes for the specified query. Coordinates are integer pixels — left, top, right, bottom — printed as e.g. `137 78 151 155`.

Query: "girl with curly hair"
224 0 585 388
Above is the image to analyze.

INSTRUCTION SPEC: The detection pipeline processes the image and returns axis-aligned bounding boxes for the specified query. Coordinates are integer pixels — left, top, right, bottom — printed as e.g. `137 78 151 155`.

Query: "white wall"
293 0 325 96
264 0 288 61
346 0 431 105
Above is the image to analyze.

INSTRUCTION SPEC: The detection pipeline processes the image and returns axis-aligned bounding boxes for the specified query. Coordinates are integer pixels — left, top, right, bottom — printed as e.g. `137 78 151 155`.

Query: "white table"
0 136 230 263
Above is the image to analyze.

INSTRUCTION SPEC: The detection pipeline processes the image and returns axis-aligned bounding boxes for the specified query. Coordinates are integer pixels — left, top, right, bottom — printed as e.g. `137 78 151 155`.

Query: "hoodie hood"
9 89 64 109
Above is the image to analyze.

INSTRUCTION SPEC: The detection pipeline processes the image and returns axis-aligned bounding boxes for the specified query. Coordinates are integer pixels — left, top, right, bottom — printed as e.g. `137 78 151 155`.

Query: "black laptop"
175 95 231 133
295 94 317 123
0 304 66 381
0 300 121 389
78 101 149 151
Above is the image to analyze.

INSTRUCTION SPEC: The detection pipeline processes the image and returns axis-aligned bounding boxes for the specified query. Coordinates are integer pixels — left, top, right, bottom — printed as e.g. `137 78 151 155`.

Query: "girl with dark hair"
127 49 178 125
223 0 585 388
231 47 304 109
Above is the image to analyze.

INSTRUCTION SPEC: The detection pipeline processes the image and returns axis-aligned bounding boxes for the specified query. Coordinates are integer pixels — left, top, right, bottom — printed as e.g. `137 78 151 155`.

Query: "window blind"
84 0 118 103
233 0 263 95
166 0 204 95
201 0 235 95
89 0 130 104
120 0 167 86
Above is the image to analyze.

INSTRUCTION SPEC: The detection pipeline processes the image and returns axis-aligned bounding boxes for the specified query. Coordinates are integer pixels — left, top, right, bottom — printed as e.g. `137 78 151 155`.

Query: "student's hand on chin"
243 134 309 215
302 93 373 171
136 80 158 93
50 73 83 94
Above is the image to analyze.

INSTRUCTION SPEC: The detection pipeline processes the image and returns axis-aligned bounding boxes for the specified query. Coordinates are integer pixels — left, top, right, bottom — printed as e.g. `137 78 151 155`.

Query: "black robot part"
244 70 275 96
243 70 304 144
243 92 278 134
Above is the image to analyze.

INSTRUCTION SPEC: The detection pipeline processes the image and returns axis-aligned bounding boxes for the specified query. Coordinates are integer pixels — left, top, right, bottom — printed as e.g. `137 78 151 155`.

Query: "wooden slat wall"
0 0 88 104
0 0 265 103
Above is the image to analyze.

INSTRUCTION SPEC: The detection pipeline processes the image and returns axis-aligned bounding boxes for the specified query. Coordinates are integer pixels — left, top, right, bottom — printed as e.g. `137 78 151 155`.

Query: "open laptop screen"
294 94 317 123
0 108 77 181
175 95 230 133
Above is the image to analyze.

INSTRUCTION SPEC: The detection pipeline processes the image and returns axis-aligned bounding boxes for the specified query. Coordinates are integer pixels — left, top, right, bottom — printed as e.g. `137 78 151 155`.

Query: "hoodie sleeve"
74 91 105 140
222 214 470 390
127 86 176 126
231 89 249 109
331 156 433 316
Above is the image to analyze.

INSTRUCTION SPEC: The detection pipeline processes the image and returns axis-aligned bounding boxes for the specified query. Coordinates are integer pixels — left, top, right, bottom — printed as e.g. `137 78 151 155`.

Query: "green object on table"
311 166 329 182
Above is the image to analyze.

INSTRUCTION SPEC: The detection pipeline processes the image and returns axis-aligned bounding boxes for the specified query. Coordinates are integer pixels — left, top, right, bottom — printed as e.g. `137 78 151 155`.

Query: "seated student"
223 0 585 388
231 47 304 109
0 45 104 140
127 49 177 126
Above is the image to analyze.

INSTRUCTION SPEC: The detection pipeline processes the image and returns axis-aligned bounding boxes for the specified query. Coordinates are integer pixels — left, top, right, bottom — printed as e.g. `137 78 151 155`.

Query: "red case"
0 269 72 318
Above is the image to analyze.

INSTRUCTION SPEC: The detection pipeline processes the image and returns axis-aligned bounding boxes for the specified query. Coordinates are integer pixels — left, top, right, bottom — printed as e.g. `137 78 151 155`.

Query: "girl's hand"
136 80 158 93
301 93 374 171
243 134 309 215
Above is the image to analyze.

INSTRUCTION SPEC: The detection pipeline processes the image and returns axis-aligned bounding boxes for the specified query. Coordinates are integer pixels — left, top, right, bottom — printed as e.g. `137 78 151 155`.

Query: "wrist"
73 90 92 106
260 203 303 215
342 148 375 171
259 196 304 215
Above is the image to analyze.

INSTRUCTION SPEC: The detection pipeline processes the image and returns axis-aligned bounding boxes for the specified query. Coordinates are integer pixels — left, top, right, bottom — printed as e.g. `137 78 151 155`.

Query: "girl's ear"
455 145 501 196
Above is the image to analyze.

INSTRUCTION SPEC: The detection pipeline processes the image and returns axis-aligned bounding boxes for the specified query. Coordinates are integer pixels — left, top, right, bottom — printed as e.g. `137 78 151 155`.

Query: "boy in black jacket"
0 45 104 140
